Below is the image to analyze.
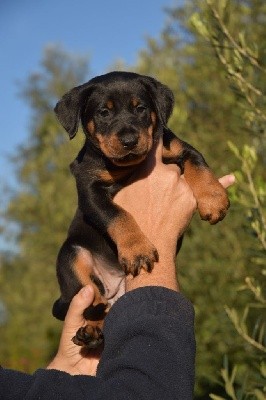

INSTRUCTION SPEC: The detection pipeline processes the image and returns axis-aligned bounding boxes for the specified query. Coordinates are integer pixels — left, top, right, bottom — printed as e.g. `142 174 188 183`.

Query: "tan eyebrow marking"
106 100 114 109
131 98 139 107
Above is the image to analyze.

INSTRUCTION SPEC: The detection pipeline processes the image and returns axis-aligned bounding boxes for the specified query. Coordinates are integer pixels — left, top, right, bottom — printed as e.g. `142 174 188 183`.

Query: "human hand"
114 139 235 292
115 139 195 262
47 285 101 375
114 139 194 291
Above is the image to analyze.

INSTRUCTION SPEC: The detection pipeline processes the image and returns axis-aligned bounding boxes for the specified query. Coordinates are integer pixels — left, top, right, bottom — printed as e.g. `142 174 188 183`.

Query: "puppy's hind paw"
72 325 104 349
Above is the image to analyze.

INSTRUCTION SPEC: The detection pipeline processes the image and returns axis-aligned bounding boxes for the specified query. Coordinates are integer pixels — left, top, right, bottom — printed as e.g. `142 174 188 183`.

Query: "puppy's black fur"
52 71 229 348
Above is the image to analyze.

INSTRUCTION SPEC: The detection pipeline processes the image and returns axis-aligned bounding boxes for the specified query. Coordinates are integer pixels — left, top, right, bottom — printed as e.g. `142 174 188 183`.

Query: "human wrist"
47 355 68 372
126 255 179 292
47 355 80 375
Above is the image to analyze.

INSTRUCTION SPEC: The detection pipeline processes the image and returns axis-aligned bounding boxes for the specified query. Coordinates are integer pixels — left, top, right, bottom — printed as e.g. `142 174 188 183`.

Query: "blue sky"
0 0 178 189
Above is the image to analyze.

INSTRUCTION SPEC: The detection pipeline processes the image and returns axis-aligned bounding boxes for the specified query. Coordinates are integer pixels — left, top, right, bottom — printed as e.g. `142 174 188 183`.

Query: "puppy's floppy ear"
54 82 94 139
141 76 174 127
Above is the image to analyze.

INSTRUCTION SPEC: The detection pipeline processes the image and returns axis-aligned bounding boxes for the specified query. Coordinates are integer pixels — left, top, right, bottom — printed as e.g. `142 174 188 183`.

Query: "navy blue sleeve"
0 287 195 400
96 287 195 399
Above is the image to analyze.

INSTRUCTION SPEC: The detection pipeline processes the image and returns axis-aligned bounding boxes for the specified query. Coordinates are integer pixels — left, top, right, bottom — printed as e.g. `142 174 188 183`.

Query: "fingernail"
228 174 236 183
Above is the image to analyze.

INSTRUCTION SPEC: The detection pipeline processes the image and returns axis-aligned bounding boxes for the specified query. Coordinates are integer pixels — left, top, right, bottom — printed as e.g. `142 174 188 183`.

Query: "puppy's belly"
91 253 125 305
68 209 125 304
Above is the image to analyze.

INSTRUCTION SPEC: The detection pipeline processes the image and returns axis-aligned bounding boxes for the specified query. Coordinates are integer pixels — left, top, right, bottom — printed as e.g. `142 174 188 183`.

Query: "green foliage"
0 46 90 371
192 1 266 398
209 143 266 399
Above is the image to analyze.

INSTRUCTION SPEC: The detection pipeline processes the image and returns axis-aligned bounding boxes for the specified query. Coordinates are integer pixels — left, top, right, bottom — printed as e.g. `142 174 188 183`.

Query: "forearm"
0 287 195 400
97 286 195 399
0 368 34 399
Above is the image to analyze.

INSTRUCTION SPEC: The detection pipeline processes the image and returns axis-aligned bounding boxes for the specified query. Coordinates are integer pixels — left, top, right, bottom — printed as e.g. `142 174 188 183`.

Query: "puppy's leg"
73 180 158 277
54 241 109 348
162 128 229 224
107 209 159 276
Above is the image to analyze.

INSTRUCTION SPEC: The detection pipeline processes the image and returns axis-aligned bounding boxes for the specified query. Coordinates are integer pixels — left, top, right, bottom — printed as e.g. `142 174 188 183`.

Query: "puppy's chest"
70 153 136 196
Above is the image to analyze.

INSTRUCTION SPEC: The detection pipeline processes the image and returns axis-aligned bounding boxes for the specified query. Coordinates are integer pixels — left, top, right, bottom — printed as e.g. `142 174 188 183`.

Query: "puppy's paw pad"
72 325 104 349
119 241 159 277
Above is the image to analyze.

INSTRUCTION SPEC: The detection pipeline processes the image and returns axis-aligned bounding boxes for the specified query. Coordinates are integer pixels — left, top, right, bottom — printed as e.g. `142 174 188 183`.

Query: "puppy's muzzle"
118 127 139 150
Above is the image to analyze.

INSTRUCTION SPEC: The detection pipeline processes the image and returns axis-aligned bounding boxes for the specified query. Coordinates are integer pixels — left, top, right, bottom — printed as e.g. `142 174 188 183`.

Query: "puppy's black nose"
120 133 139 149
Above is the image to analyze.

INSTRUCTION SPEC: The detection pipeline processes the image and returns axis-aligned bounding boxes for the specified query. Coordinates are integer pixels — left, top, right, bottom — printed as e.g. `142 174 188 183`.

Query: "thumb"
218 174 235 189
64 285 95 328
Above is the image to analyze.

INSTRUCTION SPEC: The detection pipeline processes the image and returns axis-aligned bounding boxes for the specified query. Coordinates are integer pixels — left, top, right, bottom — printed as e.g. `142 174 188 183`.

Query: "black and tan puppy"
52 71 229 348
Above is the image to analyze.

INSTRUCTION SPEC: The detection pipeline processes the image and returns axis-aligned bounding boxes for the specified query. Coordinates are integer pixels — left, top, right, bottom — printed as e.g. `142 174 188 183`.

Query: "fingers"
218 174 235 189
48 285 100 375
154 137 164 162
142 138 164 174
153 138 180 175
64 285 95 328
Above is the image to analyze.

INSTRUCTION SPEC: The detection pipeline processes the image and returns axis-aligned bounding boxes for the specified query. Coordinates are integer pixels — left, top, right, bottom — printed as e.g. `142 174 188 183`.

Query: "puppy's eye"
136 105 147 114
98 108 110 117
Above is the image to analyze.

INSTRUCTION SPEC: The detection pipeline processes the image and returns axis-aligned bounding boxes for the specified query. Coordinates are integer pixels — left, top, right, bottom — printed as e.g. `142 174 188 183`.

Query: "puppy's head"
54 71 174 166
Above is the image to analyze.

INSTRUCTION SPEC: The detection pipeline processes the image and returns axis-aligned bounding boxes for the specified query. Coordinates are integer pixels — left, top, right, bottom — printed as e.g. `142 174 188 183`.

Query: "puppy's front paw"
72 325 104 349
197 182 230 224
118 237 159 277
